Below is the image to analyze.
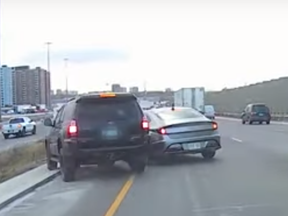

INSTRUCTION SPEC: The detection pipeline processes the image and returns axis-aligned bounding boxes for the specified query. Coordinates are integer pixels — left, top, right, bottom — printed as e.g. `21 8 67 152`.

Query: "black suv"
241 103 271 125
44 93 150 182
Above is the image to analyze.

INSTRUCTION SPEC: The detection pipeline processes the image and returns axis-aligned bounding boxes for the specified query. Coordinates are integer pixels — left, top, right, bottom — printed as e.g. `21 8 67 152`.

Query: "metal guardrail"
216 112 288 122
1 112 53 122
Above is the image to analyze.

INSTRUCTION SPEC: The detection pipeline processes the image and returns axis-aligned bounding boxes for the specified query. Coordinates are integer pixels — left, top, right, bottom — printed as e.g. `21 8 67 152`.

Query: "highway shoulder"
0 164 59 210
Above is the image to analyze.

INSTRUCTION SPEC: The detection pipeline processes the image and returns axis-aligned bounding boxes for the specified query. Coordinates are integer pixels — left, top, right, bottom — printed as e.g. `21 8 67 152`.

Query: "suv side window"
54 107 64 126
245 105 251 112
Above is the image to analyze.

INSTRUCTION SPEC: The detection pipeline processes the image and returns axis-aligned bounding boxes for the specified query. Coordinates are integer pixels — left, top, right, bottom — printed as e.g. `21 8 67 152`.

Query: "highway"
0 123 49 151
2 117 288 216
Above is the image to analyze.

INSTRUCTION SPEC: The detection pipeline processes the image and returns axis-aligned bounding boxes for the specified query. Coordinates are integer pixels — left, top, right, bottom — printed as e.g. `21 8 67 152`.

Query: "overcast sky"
1 0 288 92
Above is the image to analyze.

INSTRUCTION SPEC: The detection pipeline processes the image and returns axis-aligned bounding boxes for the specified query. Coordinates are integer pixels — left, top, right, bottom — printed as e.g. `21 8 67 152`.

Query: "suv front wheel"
45 143 58 170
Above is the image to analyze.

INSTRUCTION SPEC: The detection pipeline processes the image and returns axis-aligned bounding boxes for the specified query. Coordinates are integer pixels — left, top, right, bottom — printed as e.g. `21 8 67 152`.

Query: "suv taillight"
67 120 78 137
141 118 150 130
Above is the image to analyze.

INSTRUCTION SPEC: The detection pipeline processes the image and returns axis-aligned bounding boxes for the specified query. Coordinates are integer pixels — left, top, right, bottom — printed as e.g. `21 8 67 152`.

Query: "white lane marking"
191 203 278 213
231 137 242 143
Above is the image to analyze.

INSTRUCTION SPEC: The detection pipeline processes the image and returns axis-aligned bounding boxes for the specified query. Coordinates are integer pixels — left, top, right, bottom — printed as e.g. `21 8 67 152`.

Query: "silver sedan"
145 107 221 159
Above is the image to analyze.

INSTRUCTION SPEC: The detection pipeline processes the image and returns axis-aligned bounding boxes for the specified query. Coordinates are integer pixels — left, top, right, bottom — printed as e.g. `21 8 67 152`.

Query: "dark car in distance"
241 103 271 125
43 92 150 182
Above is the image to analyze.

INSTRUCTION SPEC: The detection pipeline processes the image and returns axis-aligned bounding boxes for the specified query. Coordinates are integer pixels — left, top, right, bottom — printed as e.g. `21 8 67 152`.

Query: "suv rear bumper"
61 139 150 159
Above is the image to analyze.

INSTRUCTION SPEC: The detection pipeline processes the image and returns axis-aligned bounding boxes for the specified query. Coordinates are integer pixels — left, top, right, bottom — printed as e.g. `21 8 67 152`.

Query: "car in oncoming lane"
1 117 37 139
145 107 221 159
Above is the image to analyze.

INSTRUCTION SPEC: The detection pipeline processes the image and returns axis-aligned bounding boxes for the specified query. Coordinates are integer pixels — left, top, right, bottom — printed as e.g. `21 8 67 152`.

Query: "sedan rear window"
157 108 202 120
9 118 25 124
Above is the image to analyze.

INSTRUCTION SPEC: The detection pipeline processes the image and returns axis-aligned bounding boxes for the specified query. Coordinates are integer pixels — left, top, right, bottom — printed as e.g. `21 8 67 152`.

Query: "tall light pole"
45 42 52 108
64 58 69 101
45 42 52 72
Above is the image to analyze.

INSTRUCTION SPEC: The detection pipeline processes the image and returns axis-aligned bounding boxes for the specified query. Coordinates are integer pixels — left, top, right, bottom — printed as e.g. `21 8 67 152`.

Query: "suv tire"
60 149 76 182
128 155 147 173
266 121 270 124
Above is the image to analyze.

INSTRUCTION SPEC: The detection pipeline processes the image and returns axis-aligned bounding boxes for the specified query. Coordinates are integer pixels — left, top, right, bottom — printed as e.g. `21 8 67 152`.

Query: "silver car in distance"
145 107 221 159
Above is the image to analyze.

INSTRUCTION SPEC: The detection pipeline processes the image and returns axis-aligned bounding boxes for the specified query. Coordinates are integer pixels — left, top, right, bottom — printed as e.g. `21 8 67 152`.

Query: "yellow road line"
104 175 135 216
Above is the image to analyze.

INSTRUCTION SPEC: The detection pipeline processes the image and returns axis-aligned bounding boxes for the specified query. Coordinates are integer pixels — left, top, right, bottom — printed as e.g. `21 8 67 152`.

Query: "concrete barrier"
1 112 53 122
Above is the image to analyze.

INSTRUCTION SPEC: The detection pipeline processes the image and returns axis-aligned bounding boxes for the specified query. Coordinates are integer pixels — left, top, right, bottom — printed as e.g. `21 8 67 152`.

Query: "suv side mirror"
44 118 53 127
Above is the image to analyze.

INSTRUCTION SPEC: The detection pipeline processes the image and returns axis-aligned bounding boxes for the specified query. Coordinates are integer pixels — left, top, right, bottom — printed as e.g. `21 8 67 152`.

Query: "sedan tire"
3 134 9 139
202 151 216 159
32 126 36 135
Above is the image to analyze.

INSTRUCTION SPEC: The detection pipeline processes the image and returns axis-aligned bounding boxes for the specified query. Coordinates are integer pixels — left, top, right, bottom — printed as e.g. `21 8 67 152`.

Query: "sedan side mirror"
44 118 53 127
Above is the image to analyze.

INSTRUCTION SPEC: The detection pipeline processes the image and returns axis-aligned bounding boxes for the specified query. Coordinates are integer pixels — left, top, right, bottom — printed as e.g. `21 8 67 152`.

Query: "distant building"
120 87 127 92
68 90 78 95
12 66 51 107
0 65 13 107
129 86 139 93
111 84 122 92
56 89 63 95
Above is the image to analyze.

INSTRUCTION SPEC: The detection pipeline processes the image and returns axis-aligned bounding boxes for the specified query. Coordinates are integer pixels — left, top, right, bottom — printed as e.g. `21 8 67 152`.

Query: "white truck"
174 87 205 112
1 116 37 139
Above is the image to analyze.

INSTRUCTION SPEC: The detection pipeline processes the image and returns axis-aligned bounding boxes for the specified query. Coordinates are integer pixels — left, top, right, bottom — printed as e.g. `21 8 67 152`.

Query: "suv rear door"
75 96 144 148
252 104 270 118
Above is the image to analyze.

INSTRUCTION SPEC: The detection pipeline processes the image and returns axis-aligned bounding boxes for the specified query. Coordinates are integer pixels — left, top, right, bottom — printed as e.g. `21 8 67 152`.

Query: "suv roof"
68 92 137 103
248 103 268 106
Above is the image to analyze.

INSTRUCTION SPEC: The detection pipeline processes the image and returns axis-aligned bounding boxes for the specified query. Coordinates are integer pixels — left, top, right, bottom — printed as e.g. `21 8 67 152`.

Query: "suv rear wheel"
128 154 148 173
202 151 216 159
60 149 76 182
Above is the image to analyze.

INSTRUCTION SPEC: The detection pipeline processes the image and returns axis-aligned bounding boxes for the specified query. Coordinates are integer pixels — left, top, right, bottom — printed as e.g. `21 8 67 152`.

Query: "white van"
204 105 215 119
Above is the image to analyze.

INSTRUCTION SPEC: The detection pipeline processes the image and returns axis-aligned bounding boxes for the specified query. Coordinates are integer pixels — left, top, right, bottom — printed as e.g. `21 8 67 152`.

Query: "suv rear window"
76 98 142 122
9 118 25 124
252 105 270 113
157 108 202 120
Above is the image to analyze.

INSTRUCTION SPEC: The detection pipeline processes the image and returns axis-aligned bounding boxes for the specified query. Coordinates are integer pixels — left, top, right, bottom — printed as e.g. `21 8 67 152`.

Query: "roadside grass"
0 140 46 183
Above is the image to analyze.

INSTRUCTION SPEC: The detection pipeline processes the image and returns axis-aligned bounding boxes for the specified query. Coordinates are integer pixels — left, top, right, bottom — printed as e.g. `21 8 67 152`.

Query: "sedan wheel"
202 151 216 159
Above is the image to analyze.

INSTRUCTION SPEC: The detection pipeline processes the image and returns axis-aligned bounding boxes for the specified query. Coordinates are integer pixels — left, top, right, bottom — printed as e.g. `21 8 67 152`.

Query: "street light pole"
64 58 69 101
45 42 52 73
45 42 52 108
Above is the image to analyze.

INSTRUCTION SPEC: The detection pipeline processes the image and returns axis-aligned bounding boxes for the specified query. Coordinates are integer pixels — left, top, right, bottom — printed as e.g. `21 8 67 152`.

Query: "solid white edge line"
231 137 243 143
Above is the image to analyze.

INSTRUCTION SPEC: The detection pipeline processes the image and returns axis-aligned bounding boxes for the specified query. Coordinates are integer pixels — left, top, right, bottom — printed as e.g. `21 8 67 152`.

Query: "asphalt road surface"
2 117 288 216
0 123 49 151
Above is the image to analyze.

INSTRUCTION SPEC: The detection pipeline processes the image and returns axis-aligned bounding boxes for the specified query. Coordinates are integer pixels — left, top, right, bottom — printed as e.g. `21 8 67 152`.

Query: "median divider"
0 139 59 210
1 112 53 122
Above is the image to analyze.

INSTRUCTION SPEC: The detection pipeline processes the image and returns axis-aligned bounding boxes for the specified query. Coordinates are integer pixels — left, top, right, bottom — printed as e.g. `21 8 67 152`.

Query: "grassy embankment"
0 140 46 183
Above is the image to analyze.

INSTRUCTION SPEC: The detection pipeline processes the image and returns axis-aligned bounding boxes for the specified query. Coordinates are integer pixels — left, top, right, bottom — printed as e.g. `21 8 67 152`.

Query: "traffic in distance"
43 92 221 182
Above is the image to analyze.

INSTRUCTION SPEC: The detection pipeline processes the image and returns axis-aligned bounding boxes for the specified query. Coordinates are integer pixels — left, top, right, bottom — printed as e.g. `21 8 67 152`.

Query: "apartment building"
129 86 139 93
111 84 127 93
0 65 13 107
12 66 51 107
